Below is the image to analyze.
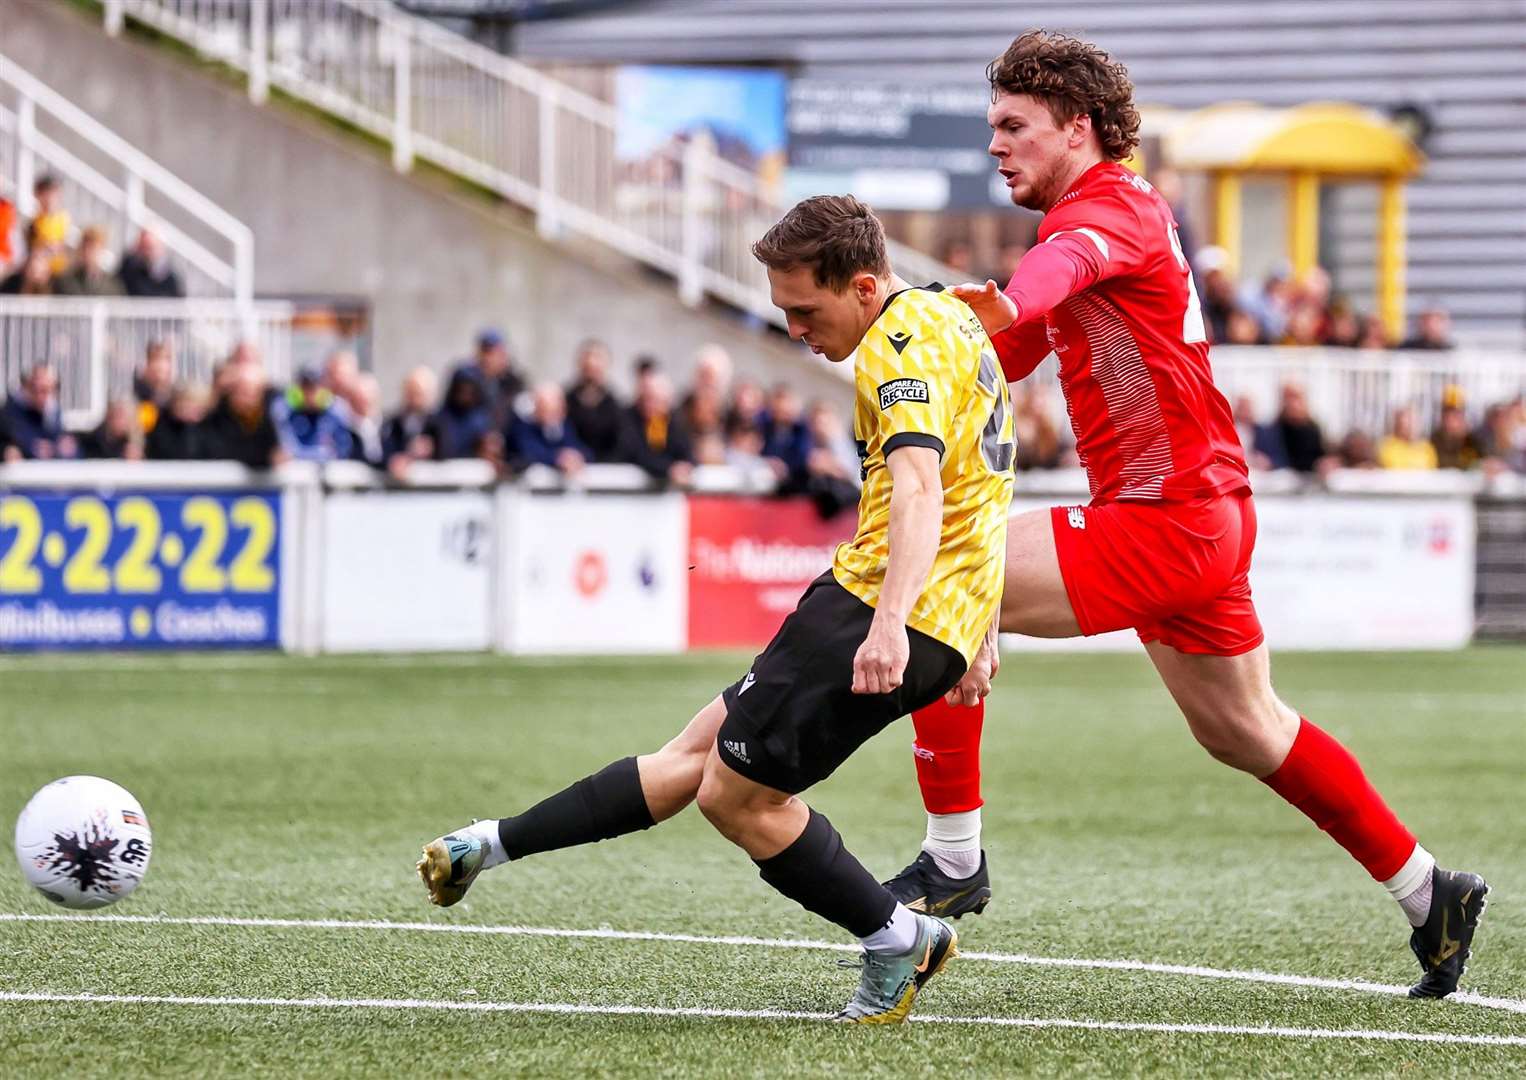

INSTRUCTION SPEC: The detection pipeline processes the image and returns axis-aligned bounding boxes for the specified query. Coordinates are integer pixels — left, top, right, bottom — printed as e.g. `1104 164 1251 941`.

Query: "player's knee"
1186 701 1294 774
695 757 746 837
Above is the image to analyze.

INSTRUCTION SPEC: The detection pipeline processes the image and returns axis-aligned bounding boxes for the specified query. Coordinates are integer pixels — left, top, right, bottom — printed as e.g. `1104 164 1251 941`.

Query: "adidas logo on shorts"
723 739 752 765
1067 507 1087 530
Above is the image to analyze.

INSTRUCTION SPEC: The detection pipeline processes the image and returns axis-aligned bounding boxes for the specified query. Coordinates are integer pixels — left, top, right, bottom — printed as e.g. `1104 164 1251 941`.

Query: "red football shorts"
1049 492 1264 656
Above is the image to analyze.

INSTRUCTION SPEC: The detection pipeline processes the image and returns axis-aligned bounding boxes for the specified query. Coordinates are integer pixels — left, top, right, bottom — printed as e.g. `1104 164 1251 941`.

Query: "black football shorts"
716 571 966 795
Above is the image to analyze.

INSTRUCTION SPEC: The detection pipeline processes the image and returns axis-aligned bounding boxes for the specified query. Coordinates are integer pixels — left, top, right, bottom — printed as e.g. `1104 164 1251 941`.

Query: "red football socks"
1260 717 1418 881
910 697 985 815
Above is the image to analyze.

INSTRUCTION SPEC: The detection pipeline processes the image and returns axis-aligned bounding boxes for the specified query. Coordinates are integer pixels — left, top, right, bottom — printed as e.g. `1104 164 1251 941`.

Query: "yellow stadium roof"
1163 102 1423 177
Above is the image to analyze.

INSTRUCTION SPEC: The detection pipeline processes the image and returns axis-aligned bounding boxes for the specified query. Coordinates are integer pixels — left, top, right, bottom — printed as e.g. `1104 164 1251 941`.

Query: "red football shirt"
990 162 1250 503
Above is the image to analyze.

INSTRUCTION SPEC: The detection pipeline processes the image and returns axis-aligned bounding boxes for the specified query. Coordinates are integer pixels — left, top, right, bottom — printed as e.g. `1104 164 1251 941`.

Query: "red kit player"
884 30 1487 999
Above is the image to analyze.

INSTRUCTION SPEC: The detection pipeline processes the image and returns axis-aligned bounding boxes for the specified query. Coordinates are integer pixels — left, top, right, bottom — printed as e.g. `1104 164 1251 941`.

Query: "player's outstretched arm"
852 444 942 695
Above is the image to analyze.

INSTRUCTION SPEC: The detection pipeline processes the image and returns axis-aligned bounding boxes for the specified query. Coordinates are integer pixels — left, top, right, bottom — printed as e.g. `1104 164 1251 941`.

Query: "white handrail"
103 0 953 342
0 51 254 303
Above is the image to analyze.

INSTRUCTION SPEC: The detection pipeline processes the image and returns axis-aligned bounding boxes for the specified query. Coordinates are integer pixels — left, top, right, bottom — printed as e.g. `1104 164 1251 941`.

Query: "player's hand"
945 635 998 706
852 615 909 695
950 279 1019 336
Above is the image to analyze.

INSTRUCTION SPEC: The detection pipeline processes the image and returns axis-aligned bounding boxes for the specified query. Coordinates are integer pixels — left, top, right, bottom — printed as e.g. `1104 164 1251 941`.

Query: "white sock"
860 902 919 955
923 808 981 880
1383 844 1436 928
460 819 508 870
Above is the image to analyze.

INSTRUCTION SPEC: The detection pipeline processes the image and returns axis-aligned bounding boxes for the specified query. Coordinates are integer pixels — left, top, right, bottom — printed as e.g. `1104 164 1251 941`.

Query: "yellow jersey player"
417 194 1012 1024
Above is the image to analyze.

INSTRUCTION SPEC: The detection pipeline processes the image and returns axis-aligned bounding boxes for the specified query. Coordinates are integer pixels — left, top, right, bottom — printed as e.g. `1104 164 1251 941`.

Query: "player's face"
767 265 879 363
987 93 1078 211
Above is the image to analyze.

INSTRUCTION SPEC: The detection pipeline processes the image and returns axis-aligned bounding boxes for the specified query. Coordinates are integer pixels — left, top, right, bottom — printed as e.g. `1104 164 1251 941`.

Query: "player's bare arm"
851 443 941 696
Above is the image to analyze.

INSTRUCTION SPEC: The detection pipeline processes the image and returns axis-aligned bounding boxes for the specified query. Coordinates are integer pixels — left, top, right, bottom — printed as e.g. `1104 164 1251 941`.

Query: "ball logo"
574 551 608 598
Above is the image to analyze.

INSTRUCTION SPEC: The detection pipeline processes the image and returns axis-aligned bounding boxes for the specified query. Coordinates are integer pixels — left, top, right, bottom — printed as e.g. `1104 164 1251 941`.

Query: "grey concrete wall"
0 0 851 404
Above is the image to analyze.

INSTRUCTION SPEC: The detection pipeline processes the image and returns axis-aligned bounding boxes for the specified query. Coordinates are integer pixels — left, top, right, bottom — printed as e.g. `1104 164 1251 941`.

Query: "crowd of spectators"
0 176 186 297
6 327 1520 493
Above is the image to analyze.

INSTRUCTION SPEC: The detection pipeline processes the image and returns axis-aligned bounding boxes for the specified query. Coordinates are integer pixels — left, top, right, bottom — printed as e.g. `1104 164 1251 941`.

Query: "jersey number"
1166 224 1208 345
977 352 1016 474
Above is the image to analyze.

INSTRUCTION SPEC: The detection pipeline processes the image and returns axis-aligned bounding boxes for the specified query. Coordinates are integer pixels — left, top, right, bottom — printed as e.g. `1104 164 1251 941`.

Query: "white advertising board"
506 493 687 653
321 492 493 652
1002 495 1475 652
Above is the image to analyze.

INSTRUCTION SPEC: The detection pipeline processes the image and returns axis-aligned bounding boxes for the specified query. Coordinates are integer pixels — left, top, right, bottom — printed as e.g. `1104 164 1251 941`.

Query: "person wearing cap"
274 367 355 462
451 328 527 430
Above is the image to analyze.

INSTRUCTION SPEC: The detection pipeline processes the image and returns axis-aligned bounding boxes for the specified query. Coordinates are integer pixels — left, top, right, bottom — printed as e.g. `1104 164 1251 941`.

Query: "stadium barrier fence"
2 460 1521 655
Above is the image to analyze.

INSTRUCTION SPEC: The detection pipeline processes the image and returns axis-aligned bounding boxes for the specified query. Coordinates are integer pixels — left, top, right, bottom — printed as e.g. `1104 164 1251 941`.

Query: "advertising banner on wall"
1001 495 1476 652
0 491 281 650
507 494 687 653
321 492 493 652
687 496 855 648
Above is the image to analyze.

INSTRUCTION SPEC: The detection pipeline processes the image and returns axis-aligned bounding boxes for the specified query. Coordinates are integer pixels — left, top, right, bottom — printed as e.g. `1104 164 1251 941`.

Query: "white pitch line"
1 990 1524 1048
4 912 1524 1016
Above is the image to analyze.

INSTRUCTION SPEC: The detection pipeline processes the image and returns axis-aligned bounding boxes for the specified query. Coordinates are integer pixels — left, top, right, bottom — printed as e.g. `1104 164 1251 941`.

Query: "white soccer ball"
13 776 153 909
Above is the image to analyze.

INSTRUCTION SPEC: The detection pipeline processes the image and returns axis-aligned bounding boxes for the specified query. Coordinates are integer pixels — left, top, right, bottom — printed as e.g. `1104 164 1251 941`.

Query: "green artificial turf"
1 648 1522 1077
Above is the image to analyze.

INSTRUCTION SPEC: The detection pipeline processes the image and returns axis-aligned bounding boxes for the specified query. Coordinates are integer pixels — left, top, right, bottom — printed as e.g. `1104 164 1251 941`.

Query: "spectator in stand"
723 415 767 470
727 378 766 430
321 350 363 412
1376 405 1437 470
145 384 208 460
2 365 76 459
1241 267 1294 342
78 399 142 460
760 382 812 487
133 340 176 435
681 343 732 439
55 227 124 296
453 328 526 429
27 176 71 275
1478 399 1525 475
277 368 355 462
564 339 624 462
940 240 975 277
1432 403 1483 470
1231 393 1263 467
380 366 438 479
1012 385 1064 471
1151 167 1197 266
1335 429 1378 469
803 400 860 517
1324 302 1362 348
1195 247 1237 344
349 373 384 465
1401 305 1455 350
1254 381 1325 473
201 364 285 468
0 246 55 295
1280 303 1324 347
508 382 589 477
117 228 185 298
431 366 498 462
0 195 16 270
1222 308 1263 346
1356 314 1392 349
616 369 693 486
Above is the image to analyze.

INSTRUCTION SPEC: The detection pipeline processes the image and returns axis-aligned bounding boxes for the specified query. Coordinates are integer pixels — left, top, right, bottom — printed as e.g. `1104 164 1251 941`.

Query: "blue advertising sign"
0 492 281 650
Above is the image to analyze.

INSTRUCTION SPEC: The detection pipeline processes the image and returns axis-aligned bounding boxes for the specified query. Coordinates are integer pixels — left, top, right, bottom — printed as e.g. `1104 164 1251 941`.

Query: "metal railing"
1014 346 1526 439
0 296 293 427
0 53 255 303
101 0 954 334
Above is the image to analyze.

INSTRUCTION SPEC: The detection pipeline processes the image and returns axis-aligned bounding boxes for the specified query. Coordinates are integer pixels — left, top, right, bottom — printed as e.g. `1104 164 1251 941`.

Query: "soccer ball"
13 776 153 909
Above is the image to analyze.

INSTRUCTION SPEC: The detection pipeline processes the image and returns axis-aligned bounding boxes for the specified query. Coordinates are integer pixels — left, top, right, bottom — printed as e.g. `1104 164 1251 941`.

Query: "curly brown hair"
751 195 890 291
987 30 1141 162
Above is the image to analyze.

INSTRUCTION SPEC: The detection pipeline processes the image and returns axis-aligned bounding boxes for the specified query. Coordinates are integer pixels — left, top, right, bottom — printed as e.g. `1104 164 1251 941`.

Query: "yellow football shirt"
831 286 1016 664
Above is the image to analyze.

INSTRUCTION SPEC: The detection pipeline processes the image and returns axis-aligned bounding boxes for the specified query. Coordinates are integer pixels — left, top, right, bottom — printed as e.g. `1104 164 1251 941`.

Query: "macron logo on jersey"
878 378 930 411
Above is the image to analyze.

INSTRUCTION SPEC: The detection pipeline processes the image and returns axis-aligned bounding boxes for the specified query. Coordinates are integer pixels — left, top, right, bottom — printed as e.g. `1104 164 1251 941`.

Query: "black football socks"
753 807 898 937
497 756 656 860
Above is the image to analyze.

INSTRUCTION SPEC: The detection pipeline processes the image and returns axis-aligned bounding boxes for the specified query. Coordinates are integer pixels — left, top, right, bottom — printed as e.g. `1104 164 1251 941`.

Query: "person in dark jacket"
429 366 498 462
564 339 624 462
117 228 185 298
146 384 209 461
760 382 813 487
78 399 141 459
1253 381 1326 473
200 365 285 467
54 227 125 297
380 366 438 479
614 370 693 486
1 365 76 459
450 328 526 430
508 382 589 476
